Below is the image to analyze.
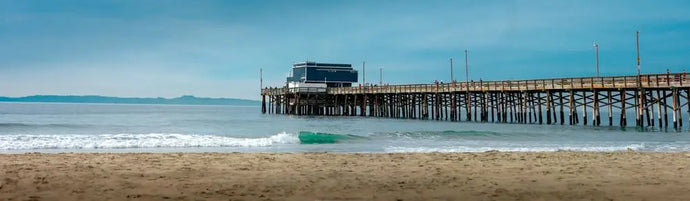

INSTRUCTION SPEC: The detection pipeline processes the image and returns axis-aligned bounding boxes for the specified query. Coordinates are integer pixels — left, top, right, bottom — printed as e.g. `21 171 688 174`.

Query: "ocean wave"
377 130 504 139
0 123 86 128
384 144 652 152
0 132 300 150
298 131 368 144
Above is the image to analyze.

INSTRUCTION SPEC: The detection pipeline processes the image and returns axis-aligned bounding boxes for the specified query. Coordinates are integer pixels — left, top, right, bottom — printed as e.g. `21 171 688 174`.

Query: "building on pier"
286 61 358 87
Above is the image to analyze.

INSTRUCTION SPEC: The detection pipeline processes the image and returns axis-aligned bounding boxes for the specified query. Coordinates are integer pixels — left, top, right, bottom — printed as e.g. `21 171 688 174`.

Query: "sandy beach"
1 152 689 201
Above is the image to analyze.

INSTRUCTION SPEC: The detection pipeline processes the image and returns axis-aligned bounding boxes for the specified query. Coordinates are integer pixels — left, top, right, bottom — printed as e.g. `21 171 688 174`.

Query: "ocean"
1 102 690 153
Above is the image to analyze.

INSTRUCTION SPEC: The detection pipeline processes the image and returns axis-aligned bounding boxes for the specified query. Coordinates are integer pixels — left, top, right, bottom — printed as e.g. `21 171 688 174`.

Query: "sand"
1 152 690 201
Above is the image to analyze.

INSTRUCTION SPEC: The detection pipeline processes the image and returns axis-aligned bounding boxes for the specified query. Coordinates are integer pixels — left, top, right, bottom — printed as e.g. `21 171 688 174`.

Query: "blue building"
286 61 358 87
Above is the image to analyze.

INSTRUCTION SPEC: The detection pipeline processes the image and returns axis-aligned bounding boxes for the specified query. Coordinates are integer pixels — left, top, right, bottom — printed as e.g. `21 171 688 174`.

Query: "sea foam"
0 132 300 150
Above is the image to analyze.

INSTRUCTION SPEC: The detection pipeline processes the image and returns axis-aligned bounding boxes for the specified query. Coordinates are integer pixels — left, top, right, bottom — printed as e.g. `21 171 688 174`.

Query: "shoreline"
1 148 686 154
2 152 690 200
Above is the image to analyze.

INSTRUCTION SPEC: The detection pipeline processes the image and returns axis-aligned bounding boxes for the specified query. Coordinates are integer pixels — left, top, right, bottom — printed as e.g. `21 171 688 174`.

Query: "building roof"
293 61 352 68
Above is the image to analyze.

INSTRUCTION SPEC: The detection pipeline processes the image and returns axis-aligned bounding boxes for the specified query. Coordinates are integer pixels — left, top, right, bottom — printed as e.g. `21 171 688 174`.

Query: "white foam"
384 143 651 153
0 132 300 150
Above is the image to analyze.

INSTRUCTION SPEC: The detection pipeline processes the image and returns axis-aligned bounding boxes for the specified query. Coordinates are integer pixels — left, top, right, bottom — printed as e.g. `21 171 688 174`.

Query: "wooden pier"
261 72 690 129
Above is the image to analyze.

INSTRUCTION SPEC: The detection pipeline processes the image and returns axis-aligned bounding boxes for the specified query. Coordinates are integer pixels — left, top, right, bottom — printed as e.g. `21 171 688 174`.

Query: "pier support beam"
558 91 565 125
261 95 266 114
620 90 627 127
546 91 552 124
673 89 679 129
582 91 588 126
608 91 613 126
593 90 600 126
537 92 543 124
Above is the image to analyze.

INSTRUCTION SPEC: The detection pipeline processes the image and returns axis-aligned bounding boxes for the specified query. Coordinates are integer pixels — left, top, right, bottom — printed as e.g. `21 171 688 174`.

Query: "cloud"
1 1 690 100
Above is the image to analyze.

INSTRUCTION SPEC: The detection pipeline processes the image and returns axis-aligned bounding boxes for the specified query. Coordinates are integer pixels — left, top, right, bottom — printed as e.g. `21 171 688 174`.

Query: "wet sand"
1 152 690 201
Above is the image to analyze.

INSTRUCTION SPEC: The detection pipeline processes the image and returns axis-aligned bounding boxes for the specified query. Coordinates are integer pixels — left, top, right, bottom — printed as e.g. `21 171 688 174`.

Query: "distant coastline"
0 95 259 106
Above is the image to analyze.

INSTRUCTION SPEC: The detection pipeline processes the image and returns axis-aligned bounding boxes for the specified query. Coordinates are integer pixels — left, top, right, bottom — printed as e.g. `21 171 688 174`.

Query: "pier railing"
262 73 690 95
328 73 690 94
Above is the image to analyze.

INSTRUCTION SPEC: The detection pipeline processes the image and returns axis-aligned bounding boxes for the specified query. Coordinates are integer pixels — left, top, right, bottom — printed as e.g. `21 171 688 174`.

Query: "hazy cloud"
1 0 690 100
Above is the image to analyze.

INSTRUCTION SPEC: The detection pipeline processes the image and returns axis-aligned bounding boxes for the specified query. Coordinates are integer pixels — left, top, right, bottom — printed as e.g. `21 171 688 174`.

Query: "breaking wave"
0 132 300 150
385 143 651 152
298 131 368 144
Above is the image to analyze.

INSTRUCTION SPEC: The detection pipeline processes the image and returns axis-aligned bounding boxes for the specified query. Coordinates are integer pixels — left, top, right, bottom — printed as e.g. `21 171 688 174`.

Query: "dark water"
1 102 690 153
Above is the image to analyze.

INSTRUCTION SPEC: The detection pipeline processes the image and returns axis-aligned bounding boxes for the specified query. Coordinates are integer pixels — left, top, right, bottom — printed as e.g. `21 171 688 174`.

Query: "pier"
262 72 690 129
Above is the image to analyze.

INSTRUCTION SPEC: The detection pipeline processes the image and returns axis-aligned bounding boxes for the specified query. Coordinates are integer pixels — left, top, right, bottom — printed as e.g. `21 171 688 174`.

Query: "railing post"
681 73 684 86
647 75 651 87
624 76 628 88
480 80 483 92
656 74 660 87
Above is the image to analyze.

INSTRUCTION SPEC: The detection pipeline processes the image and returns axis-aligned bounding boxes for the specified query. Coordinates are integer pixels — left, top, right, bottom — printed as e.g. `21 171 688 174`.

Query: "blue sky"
1 0 689 100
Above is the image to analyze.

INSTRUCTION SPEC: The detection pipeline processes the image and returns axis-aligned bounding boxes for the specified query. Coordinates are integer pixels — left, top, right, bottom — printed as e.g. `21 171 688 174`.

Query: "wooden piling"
444 93 448 121
537 92 543 124
608 91 613 126
526 92 532 123
473 93 478 122
506 93 515 123
546 91 552 124
551 92 557 124
490 93 496 122
673 89 678 129
519 92 525 123
678 89 684 128
558 91 565 125
654 91 660 127
435 92 440 121
686 89 690 128
593 90 600 126
516 93 522 123
451 93 456 121
582 91 588 125
644 91 651 127
662 90 668 127
261 95 267 114
483 92 489 122
637 90 644 127
502 92 508 123
620 90 627 127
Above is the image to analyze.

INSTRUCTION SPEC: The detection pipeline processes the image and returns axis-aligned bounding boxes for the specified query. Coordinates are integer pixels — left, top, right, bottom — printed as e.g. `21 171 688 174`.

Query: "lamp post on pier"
450 58 454 82
593 42 599 77
379 67 383 85
636 31 641 89
362 61 366 86
636 31 641 77
465 50 469 83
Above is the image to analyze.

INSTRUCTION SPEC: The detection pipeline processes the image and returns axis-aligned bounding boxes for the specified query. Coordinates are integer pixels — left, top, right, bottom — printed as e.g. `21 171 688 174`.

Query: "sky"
1 0 690 100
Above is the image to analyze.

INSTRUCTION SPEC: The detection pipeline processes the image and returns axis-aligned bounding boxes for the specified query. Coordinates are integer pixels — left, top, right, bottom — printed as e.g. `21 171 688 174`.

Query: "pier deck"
262 73 690 129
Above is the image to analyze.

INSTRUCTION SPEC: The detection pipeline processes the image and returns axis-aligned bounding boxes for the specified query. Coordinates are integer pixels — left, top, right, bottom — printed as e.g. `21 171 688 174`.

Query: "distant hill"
0 95 260 106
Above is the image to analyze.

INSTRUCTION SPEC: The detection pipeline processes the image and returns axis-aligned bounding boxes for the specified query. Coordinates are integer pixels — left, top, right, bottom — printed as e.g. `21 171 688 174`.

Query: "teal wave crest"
298 131 368 144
